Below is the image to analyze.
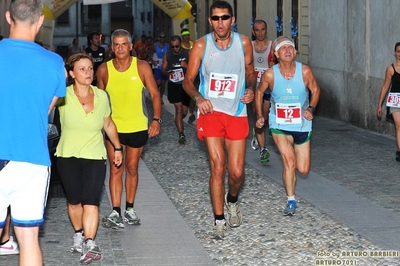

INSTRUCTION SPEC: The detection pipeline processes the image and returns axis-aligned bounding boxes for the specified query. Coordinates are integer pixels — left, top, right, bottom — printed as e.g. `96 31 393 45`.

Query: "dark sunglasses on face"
159 36 166 38
210 15 231 21
172 45 180 49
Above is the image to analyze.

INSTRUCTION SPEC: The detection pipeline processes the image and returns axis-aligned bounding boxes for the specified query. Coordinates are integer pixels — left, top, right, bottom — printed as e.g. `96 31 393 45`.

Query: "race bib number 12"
275 103 302 124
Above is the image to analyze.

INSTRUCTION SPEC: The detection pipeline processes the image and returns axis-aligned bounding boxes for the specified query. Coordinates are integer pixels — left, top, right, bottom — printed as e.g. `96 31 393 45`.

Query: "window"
276 0 283 36
291 0 299 48
81 4 102 34
88 5 102 21
141 12 145 23
251 0 256 40
56 9 69 26
252 0 256 21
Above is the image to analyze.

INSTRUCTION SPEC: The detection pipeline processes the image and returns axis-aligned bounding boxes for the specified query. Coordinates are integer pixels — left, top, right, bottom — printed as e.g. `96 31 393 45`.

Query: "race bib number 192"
207 72 238 99
169 68 184 83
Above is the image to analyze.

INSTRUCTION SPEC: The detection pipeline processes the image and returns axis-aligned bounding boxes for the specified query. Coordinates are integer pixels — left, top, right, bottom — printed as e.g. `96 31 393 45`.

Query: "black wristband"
308 106 315 112
114 146 123 152
153 118 162 124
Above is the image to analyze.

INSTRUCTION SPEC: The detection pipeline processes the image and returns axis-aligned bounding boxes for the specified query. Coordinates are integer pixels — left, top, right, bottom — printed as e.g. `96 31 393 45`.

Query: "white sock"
288 195 295 201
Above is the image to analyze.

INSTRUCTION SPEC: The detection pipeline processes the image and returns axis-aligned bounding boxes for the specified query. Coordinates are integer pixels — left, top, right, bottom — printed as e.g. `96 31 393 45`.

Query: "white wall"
309 0 400 134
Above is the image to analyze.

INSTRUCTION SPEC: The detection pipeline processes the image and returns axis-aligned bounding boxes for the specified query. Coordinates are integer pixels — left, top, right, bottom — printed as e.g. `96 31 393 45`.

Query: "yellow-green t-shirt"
55 85 111 159
106 57 148 133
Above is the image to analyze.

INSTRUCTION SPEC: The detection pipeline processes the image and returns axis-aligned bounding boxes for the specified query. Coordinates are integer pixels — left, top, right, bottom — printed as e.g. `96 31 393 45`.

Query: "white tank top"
252 40 272 86
199 32 247 117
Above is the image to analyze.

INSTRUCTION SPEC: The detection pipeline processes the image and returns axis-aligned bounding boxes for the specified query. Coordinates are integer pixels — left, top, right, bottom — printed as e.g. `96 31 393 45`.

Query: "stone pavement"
2 96 400 265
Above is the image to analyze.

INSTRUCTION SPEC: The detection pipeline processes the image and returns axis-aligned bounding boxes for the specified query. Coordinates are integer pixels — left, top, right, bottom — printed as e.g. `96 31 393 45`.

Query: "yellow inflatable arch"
38 0 195 50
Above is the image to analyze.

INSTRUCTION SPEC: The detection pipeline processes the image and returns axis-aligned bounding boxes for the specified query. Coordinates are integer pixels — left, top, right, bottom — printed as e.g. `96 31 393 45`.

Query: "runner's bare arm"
303 65 320 109
96 63 108 90
377 65 394 118
138 60 161 137
302 65 320 120
378 66 394 107
183 37 204 99
48 96 59 115
182 36 213 114
103 116 122 166
255 69 273 127
161 53 170 76
241 34 256 104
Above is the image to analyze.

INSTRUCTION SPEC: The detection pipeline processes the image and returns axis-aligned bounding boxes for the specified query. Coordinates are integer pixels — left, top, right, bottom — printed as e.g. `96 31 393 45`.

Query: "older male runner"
97 29 161 229
255 36 320 216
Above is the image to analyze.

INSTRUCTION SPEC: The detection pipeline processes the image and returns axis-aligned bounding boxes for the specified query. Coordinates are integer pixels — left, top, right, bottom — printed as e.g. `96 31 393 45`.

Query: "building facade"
194 0 397 136
0 0 398 137
52 0 155 60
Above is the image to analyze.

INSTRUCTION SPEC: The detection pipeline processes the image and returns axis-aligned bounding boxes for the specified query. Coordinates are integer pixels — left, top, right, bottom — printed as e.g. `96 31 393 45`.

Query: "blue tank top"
155 42 169 70
269 61 312 132
199 32 247 117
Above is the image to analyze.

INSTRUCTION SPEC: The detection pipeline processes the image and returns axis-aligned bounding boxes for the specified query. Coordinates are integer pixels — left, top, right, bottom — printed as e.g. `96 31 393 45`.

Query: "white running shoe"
251 127 259 150
123 208 141 225
0 236 19 255
70 232 83 253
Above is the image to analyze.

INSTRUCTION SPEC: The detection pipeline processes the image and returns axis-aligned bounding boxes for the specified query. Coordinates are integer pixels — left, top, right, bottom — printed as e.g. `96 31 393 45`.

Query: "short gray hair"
111 29 132 44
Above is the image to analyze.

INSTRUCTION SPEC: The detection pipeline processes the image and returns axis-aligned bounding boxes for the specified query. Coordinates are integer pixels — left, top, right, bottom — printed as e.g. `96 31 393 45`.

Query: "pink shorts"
196 111 249 140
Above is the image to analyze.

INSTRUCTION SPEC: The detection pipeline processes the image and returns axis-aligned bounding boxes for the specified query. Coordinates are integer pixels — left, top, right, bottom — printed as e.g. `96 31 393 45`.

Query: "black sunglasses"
159 36 166 38
210 15 231 21
171 45 180 49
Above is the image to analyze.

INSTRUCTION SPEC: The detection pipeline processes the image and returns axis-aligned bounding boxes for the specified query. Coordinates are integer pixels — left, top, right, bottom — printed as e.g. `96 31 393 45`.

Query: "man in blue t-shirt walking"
0 0 66 265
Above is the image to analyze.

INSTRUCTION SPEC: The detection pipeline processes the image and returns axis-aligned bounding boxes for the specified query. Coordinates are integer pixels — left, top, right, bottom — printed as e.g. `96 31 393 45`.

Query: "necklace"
74 93 86 105
214 31 231 43
74 90 91 106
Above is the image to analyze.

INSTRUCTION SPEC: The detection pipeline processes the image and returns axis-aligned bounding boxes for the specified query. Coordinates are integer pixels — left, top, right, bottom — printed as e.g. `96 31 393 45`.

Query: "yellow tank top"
106 57 148 133
182 40 194 50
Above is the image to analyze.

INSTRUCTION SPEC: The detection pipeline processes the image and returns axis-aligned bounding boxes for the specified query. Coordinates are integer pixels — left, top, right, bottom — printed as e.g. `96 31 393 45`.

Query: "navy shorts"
270 128 312 145
263 88 271 101
0 160 9 171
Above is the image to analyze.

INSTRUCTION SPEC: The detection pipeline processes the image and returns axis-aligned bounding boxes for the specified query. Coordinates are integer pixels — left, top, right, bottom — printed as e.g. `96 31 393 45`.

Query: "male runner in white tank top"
251 19 276 164
183 0 256 240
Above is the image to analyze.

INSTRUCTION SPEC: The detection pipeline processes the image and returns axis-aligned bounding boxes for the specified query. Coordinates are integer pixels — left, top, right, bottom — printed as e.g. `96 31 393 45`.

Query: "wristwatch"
307 106 315 113
153 118 162 124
